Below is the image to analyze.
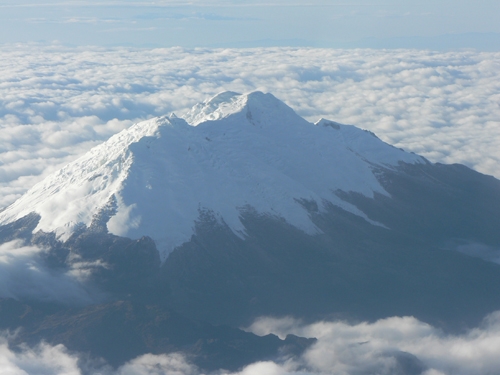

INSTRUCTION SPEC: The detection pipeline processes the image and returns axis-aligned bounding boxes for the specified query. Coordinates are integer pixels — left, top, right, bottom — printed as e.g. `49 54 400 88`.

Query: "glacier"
0 91 424 259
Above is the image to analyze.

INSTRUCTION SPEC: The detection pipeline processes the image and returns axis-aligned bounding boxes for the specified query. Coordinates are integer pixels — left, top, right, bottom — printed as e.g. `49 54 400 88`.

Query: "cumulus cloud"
0 338 81 375
245 314 500 375
0 45 499 209
0 340 198 375
3 313 500 374
0 240 102 305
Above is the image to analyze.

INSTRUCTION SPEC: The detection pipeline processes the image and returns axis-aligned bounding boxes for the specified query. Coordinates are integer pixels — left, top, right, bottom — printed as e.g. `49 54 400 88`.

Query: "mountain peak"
183 91 303 128
0 93 424 260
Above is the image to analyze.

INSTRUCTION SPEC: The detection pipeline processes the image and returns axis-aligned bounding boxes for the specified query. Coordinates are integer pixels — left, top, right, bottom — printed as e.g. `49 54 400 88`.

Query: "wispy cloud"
0 1 364 8
135 12 257 21
0 240 102 304
25 16 127 24
63 17 123 24
100 26 159 32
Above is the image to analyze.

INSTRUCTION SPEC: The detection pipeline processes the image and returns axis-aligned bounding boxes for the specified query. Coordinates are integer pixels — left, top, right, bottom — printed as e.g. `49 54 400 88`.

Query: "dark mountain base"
162 162 500 330
0 298 314 372
2 162 500 367
163 203 500 331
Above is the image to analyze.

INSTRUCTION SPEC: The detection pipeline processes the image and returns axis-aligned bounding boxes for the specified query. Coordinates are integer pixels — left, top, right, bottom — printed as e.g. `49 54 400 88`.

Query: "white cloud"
117 353 199 375
0 45 499 210
0 338 81 375
0 240 103 304
245 313 500 375
3 312 500 374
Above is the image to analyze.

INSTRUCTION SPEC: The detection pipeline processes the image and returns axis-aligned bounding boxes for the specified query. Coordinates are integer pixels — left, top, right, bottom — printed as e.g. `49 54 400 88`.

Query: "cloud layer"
3 312 500 375
1 45 500 209
247 314 500 375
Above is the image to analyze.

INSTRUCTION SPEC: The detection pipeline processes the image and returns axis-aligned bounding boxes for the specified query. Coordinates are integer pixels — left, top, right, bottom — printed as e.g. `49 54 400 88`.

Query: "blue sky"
1 0 500 49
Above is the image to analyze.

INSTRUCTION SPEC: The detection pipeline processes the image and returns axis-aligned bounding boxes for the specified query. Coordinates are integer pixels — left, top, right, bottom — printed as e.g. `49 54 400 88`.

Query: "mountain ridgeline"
1 91 500 370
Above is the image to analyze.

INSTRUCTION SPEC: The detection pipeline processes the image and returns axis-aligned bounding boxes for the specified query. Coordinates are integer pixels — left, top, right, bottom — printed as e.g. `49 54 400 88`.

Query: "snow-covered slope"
0 92 424 259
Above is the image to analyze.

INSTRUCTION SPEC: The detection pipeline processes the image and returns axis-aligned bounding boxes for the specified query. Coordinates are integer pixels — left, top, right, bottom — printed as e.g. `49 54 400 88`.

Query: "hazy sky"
1 0 500 49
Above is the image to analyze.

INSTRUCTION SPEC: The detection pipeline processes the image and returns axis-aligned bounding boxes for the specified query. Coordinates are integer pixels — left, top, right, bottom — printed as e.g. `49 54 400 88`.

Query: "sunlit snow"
0 92 424 259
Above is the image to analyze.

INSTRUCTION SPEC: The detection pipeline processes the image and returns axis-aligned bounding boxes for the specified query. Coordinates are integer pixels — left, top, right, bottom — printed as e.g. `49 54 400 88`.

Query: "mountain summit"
0 91 423 259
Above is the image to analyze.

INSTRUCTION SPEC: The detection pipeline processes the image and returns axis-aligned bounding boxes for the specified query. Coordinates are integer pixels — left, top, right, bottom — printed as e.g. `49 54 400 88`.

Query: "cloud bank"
1 45 499 209
246 314 500 375
3 312 500 374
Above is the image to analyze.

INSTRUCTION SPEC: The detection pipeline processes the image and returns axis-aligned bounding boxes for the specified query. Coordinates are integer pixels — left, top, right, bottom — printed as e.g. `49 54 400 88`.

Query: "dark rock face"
161 162 500 330
339 162 500 247
0 212 40 243
0 216 315 371
2 161 500 369
64 232 165 301
162 205 500 331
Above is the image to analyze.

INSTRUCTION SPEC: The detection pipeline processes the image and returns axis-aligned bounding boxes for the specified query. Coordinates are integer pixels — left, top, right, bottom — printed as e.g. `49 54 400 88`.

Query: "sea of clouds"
1 44 500 374
1 44 500 209
3 312 500 375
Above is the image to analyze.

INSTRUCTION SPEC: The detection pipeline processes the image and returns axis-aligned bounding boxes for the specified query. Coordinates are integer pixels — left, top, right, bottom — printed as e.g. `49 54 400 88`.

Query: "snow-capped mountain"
2 91 500 372
0 91 424 259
